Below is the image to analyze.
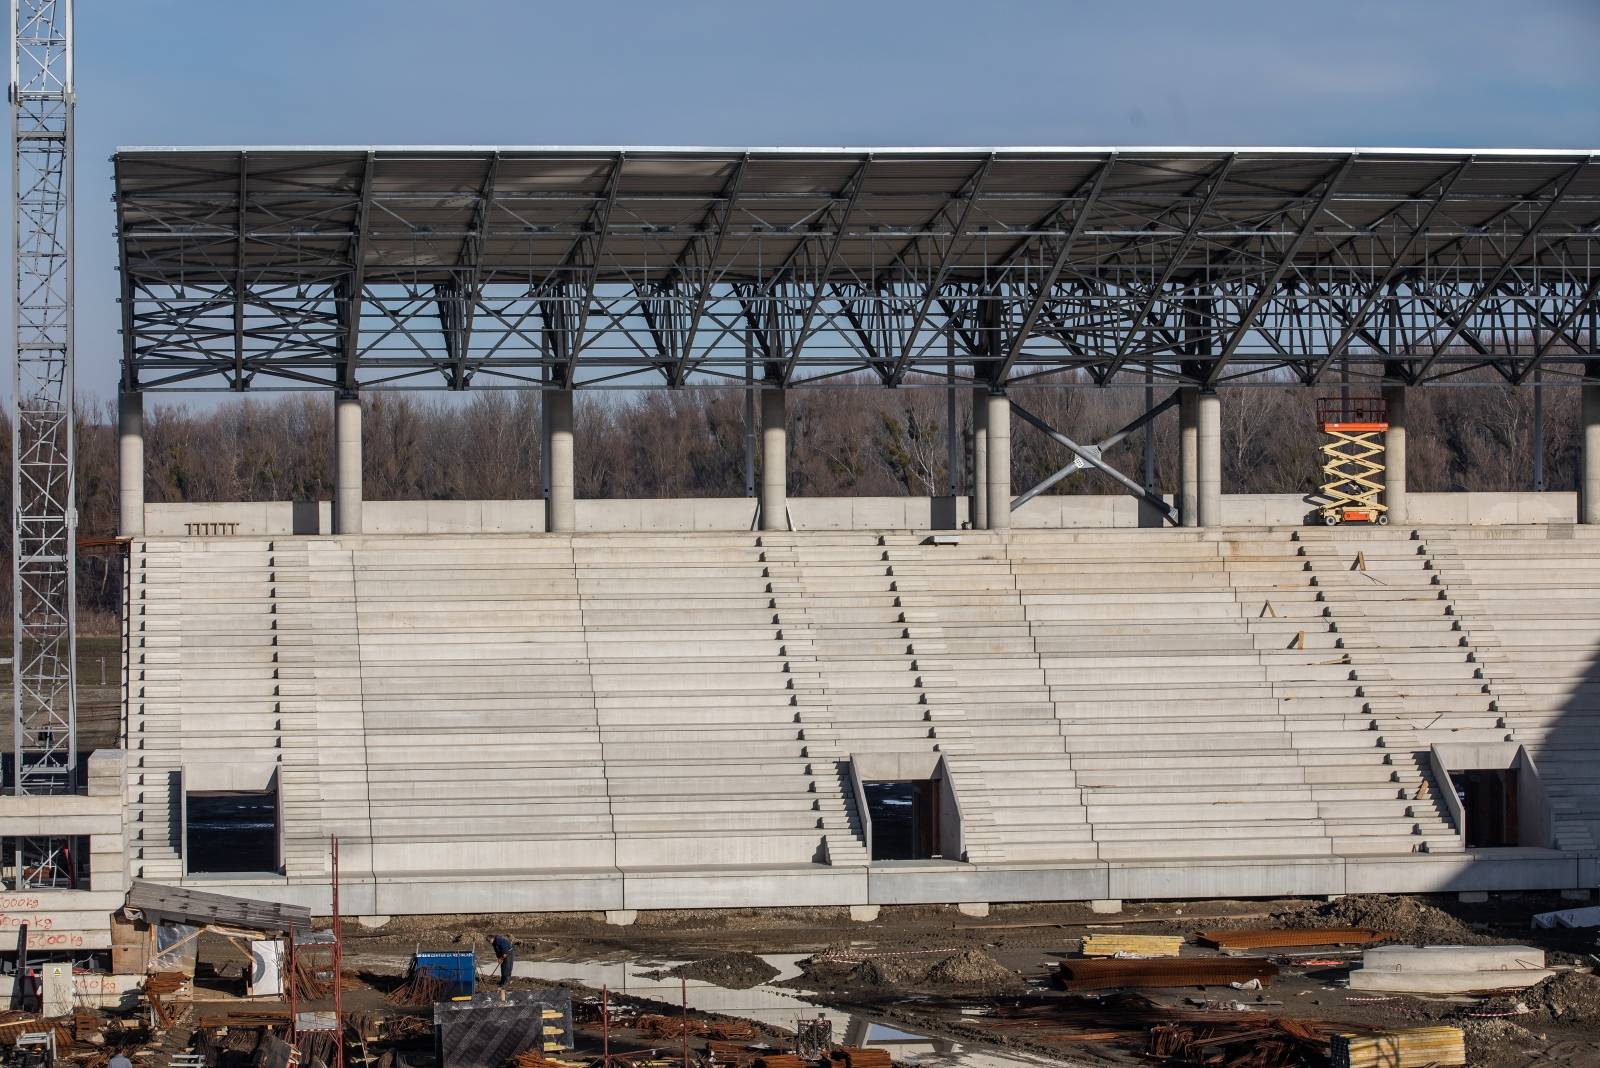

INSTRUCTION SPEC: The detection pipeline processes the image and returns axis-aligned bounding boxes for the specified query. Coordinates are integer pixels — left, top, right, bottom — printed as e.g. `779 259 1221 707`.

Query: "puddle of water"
510 957 1083 1068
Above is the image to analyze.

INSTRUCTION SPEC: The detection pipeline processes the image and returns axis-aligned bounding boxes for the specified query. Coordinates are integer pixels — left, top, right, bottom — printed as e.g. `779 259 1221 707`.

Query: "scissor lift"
1316 397 1389 526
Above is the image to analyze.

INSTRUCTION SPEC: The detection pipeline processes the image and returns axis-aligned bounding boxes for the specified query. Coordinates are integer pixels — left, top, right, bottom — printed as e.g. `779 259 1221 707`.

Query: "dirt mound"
665 953 780 990
1520 971 1600 1023
800 946 1020 992
924 947 1020 987
1270 895 1495 946
1460 1017 1544 1063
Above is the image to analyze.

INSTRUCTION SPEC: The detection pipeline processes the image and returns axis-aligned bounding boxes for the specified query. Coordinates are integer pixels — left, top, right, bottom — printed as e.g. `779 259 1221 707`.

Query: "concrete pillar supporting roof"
118 389 144 538
334 393 363 535
760 387 788 532
544 389 575 533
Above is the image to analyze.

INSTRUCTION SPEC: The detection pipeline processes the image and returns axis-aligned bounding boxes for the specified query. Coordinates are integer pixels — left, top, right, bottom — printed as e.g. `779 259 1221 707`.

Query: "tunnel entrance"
185 789 280 874
1451 769 1520 848
865 780 940 861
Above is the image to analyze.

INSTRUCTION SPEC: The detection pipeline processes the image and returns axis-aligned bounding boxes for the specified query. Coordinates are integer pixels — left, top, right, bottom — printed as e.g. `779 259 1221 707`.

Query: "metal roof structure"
112 146 1600 392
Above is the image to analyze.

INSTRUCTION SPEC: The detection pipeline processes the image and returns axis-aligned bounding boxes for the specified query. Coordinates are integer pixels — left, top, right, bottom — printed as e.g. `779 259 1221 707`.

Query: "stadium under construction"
12 145 1600 951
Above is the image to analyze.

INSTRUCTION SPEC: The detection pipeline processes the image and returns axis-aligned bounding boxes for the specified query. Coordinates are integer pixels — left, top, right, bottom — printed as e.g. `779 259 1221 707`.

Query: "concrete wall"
143 491 1581 535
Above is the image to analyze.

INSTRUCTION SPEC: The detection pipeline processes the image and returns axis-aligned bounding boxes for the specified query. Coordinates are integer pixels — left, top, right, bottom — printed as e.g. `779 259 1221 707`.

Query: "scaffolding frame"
10 0 77 814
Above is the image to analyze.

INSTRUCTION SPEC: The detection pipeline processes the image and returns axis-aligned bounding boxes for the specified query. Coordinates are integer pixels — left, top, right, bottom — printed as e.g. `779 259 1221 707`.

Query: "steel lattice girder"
12 0 77 793
111 146 1600 393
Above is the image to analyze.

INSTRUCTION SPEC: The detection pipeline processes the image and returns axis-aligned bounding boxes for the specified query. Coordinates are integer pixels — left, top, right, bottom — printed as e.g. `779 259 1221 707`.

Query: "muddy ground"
0 635 121 750
320 892 1600 1067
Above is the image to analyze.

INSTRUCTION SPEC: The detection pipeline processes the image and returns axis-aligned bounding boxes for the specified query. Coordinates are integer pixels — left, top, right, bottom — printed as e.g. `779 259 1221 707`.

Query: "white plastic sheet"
249 939 284 997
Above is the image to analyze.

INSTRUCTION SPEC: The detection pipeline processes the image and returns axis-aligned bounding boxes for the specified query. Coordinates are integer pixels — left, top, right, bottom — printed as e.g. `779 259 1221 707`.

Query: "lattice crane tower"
10 0 76 797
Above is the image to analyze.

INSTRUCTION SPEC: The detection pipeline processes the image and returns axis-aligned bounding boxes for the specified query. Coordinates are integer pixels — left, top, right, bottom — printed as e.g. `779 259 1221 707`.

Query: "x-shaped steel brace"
1010 393 1181 525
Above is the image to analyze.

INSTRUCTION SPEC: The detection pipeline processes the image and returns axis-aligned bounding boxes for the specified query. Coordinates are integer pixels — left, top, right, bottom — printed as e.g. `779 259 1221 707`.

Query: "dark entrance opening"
186 790 279 874
865 780 940 861
1451 769 1520 848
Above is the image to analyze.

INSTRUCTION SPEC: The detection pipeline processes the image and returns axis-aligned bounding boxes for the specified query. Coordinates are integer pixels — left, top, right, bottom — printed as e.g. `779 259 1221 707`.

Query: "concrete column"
117 389 144 537
1197 390 1222 528
1178 387 1199 527
544 389 575 533
1583 384 1600 524
985 390 1011 533
970 387 988 529
334 393 363 535
759 387 788 531
1383 384 1408 524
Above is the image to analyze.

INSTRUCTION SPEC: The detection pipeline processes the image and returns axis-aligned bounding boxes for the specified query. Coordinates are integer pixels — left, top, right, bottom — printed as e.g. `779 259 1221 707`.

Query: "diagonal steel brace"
1010 394 1180 524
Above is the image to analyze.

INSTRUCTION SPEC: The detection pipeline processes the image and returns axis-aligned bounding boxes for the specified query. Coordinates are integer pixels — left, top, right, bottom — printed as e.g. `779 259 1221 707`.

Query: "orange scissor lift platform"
1316 397 1389 525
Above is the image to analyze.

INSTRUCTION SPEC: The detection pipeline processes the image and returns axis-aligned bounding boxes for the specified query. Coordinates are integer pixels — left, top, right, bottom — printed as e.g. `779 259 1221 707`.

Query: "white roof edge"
111 144 1600 157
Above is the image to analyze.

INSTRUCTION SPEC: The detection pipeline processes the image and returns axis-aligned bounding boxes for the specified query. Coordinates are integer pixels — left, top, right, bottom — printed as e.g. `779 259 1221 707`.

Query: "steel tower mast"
10 0 75 800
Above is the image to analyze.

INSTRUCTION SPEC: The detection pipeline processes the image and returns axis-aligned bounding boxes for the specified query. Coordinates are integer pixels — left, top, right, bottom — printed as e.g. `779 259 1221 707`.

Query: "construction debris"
638 1013 757 1042
1057 957 1279 991
1530 905 1600 929
1199 928 1390 952
1330 1025 1467 1068
1149 1017 1328 1067
1080 933 1182 957
383 972 447 1007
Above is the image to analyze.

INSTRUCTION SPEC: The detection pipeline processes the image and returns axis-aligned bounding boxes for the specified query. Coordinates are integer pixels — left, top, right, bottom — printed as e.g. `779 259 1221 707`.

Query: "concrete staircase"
124 539 282 881
762 531 969 861
575 533 837 868
1009 527 1465 863
1418 525 1600 851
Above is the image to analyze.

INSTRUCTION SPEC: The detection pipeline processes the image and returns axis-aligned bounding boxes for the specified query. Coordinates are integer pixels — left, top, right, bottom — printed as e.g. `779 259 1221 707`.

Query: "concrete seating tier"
124 523 1600 896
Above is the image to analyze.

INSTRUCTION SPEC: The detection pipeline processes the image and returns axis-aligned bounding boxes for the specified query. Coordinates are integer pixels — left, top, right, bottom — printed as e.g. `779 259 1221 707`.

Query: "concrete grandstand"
12 145 1600 951
117 510 1600 922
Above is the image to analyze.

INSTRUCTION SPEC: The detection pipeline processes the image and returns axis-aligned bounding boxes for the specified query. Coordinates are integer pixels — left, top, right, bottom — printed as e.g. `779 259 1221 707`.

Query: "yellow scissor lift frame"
1316 397 1389 526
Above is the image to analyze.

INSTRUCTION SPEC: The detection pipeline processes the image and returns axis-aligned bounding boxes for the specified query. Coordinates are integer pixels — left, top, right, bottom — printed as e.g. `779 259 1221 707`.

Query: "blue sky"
40 0 1600 399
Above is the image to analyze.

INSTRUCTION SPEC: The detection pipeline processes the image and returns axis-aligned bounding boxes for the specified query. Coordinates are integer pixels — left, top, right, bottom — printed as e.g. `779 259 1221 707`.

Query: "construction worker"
488 932 515 987
108 1051 133 1068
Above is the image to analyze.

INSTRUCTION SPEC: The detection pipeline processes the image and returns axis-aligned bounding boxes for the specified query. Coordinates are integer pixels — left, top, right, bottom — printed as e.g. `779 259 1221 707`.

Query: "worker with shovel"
488 932 515 986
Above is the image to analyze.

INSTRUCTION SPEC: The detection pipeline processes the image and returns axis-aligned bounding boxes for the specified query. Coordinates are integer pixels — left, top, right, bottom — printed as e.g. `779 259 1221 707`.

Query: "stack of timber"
1079 933 1183 957
1331 1026 1466 1068
829 1049 891 1068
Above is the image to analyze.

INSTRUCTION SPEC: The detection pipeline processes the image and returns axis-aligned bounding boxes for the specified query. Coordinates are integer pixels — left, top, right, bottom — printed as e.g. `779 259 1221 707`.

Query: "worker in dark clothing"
489 933 515 986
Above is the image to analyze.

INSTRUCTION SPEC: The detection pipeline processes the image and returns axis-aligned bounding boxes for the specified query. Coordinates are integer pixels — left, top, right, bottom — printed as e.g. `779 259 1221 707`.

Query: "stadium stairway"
573 533 849 868
1417 525 1600 851
124 539 282 882
1008 527 1465 863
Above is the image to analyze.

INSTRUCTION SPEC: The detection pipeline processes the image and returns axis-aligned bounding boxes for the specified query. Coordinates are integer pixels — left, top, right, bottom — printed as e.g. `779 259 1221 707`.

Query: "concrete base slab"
605 910 638 927
956 902 990 918
849 905 880 922
1349 967 1555 993
1090 899 1123 915
357 915 391 929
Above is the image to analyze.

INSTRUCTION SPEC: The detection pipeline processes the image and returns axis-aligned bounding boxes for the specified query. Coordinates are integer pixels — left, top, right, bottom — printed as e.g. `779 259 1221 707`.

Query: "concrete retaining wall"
143 491 1580 535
